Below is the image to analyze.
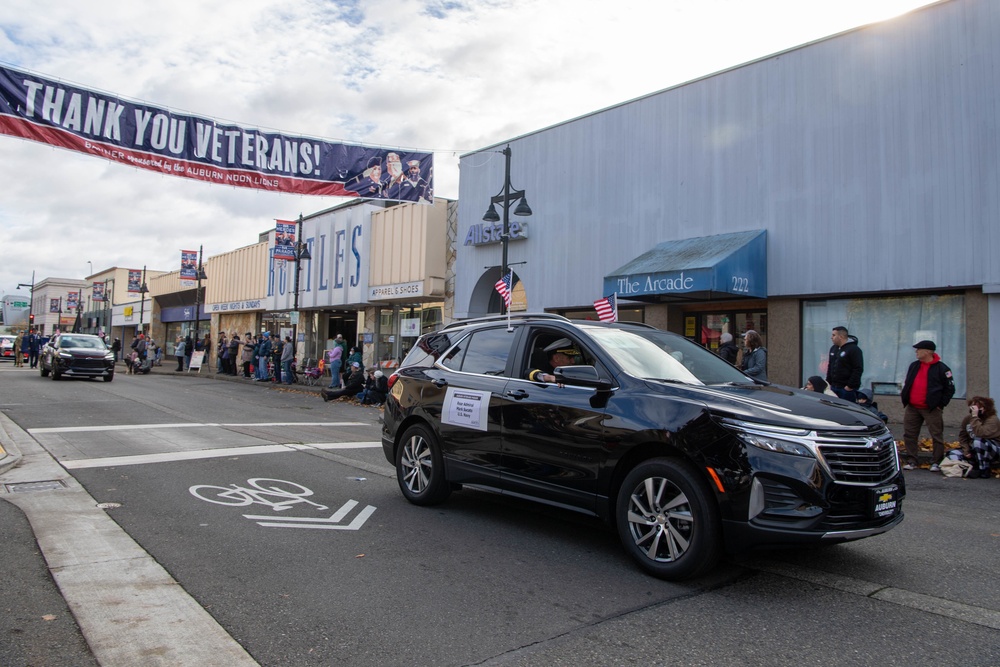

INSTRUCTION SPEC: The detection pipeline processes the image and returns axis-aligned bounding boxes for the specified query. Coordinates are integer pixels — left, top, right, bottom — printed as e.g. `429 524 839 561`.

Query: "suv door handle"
431 378 448 388
505 389 529 400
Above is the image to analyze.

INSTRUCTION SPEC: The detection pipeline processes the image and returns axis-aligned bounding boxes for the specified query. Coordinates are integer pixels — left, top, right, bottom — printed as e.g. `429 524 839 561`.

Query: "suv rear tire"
396 424 452 506
615 458 722 580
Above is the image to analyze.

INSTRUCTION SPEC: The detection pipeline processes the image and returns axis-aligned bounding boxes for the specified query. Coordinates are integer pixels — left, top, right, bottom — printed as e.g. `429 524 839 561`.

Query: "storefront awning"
603 230 766 301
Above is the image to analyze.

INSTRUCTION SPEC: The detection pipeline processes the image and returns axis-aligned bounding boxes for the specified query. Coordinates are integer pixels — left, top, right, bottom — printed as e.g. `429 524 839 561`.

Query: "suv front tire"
616 458 722 580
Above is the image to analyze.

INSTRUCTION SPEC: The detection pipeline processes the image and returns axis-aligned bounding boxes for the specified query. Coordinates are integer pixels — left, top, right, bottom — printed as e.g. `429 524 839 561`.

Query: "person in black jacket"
321 361 365 402
826 326 864 402
717 332 738 365
900 340 956 471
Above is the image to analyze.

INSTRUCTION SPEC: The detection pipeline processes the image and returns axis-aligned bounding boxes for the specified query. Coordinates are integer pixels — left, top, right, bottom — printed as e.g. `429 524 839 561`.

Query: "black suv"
381 314 903 580
40 333 115 382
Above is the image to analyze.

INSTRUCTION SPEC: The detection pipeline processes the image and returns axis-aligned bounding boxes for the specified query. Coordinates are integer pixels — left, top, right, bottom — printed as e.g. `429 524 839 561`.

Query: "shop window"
802 295 966 398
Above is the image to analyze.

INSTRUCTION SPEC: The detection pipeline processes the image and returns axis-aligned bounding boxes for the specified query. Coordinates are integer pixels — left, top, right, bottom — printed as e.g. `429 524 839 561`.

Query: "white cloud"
0 0 938 297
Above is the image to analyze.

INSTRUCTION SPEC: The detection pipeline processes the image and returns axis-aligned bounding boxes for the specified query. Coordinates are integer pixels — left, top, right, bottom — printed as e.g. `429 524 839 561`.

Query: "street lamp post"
291 213 312 362
482 144 533 314
103 277 115 337
193 246 207 347
137 266 149 336
16 270 35 331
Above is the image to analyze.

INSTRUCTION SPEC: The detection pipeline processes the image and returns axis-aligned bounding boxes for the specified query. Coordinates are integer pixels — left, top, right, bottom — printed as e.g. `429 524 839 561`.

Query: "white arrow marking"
244 500 376 530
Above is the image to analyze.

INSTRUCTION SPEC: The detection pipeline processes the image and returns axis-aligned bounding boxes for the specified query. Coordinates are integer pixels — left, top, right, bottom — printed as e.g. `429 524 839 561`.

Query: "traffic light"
28 313 34 324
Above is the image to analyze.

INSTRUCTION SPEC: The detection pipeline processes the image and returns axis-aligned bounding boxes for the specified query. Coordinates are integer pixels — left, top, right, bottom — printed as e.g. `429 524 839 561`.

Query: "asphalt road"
1 363 999 666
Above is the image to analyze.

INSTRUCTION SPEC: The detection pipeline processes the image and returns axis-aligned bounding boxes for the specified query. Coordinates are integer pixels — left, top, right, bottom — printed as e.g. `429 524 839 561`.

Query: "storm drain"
4 479 68 494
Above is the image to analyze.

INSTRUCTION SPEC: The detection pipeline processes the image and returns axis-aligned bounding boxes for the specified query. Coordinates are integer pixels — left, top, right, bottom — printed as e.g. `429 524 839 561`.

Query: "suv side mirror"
554 365 612 391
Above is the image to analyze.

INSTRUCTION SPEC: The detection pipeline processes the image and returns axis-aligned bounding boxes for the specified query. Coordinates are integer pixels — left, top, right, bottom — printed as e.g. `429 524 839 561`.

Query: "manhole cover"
4 480 67 493
96 502 122 509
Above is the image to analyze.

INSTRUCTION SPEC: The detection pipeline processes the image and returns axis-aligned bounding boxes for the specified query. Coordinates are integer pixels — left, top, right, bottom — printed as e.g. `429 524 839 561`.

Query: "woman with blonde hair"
958 396 1000 478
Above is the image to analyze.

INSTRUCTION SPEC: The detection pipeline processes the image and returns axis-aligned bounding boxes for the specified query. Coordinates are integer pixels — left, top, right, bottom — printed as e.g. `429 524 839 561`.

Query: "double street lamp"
291 214 312 357
16 270 35 330
137 265 148 336
192 246 208 345
482 144 532 314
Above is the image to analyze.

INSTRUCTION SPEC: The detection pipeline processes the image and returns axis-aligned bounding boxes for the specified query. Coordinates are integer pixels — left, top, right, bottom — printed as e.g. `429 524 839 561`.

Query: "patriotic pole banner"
180 250 198 287
0 64 434 202
127 269 142 295
593 293 618 322
273 221 297 261
66 291 79 310
92 281 105 302
50 297 61 313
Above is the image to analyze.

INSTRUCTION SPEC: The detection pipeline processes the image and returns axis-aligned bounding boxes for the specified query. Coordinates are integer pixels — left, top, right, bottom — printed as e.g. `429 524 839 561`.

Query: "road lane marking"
29 421 368 434
60 441 383 469
244 500 378 530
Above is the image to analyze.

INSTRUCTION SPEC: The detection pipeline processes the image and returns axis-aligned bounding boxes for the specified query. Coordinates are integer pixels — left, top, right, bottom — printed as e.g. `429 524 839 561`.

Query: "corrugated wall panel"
455 0 1000 316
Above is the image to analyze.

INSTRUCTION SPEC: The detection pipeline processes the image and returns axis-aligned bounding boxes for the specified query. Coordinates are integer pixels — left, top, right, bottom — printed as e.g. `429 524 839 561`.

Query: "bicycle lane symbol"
188 478 376 530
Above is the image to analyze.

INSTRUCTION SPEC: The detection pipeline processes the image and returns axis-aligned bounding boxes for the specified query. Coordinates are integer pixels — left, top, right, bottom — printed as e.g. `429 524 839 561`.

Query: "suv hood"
643 380 884 430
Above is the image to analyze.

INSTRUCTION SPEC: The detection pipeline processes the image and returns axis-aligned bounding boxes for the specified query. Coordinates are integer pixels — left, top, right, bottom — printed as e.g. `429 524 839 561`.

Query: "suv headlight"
720 419 816 458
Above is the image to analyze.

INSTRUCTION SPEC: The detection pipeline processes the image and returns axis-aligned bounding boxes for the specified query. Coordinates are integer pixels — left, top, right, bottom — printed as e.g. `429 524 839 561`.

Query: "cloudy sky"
0 0 939 300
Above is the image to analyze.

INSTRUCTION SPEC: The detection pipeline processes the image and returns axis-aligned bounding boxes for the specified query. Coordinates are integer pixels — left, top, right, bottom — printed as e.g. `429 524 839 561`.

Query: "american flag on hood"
494 270 513 308
593 293 618 322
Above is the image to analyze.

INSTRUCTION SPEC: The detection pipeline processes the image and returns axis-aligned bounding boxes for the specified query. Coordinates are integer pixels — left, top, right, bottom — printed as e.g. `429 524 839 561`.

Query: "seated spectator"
958 396 1000 478
856 388 888 422
321 361 365 402
804 375 836 396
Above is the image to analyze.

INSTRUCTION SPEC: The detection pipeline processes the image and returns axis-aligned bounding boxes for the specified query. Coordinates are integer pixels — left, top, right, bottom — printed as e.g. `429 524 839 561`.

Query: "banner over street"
0 65 433 202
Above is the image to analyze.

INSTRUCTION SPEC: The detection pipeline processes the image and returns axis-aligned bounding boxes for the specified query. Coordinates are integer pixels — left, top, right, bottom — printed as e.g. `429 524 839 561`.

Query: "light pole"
16 270 35 331
103 277 115 340
193 246 207 346
291 213 312 360
482 144 532 314
137 266 148 336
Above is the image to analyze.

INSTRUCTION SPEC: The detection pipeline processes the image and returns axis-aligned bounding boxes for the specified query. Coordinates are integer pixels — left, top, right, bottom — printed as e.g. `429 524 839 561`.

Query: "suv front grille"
817 432 897 485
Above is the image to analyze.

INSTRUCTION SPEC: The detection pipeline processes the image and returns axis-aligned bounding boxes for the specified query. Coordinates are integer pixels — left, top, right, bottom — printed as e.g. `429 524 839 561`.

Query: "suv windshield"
59 336 106 350
583 325 751 386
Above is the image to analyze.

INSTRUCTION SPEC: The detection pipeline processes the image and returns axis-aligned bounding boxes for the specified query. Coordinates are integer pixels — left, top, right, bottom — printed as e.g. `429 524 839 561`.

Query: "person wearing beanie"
717 332 738 365
804 375 832 394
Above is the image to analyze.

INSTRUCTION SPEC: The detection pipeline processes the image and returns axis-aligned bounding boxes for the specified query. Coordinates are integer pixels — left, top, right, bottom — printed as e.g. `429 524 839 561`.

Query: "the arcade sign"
464 221 528 246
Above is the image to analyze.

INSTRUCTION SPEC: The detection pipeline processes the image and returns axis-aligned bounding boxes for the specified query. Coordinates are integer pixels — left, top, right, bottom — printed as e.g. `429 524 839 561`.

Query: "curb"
0 413 23 476
0 412 260 666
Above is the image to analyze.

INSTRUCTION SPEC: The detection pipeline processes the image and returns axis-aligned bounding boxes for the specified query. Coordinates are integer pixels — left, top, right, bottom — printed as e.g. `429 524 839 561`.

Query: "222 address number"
731 276 750 293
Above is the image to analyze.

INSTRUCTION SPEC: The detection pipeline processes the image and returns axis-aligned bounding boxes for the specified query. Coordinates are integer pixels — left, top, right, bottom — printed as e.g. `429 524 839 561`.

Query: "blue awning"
603 230 766 301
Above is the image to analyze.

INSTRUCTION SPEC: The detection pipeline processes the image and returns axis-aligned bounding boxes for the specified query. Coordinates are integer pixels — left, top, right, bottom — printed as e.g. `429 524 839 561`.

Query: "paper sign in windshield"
442 388 490 432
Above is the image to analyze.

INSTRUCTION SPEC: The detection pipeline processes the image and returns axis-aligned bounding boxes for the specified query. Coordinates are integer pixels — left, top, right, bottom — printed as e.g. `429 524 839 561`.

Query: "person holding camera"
958 396 1000 479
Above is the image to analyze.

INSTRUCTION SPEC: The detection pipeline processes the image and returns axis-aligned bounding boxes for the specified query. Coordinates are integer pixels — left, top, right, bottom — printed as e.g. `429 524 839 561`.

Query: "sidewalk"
142 358 330 397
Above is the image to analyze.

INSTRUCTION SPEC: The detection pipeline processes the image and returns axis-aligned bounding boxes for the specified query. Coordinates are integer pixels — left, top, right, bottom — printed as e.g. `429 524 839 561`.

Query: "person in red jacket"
900 340 956 471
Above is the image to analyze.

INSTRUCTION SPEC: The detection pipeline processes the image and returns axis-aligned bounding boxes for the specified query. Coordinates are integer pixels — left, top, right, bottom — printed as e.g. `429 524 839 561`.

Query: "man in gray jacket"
280 335 295 384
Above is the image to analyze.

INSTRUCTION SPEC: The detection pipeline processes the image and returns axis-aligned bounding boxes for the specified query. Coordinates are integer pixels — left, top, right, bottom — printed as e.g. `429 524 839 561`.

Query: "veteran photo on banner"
180 250 198 287
0 64 434 202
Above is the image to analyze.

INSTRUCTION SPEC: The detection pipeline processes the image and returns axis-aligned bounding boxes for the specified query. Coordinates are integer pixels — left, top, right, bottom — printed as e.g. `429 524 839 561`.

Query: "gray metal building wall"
455 0 999 317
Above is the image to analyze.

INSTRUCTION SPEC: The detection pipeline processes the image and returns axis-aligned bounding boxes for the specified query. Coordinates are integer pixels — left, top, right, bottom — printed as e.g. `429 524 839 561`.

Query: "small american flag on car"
494 270 513 308
593 293 618 322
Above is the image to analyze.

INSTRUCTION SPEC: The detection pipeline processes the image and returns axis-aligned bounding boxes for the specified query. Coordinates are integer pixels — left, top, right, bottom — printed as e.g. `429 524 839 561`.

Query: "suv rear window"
439 327 515 376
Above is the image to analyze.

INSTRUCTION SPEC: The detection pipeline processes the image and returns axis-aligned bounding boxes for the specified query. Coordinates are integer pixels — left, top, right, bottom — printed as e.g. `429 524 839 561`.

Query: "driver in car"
527 338 582 383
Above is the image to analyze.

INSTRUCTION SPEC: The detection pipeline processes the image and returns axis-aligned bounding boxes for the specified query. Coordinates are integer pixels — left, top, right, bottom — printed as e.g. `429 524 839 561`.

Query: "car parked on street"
40 333 115 381
381 314 903 580
0 334 29 362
